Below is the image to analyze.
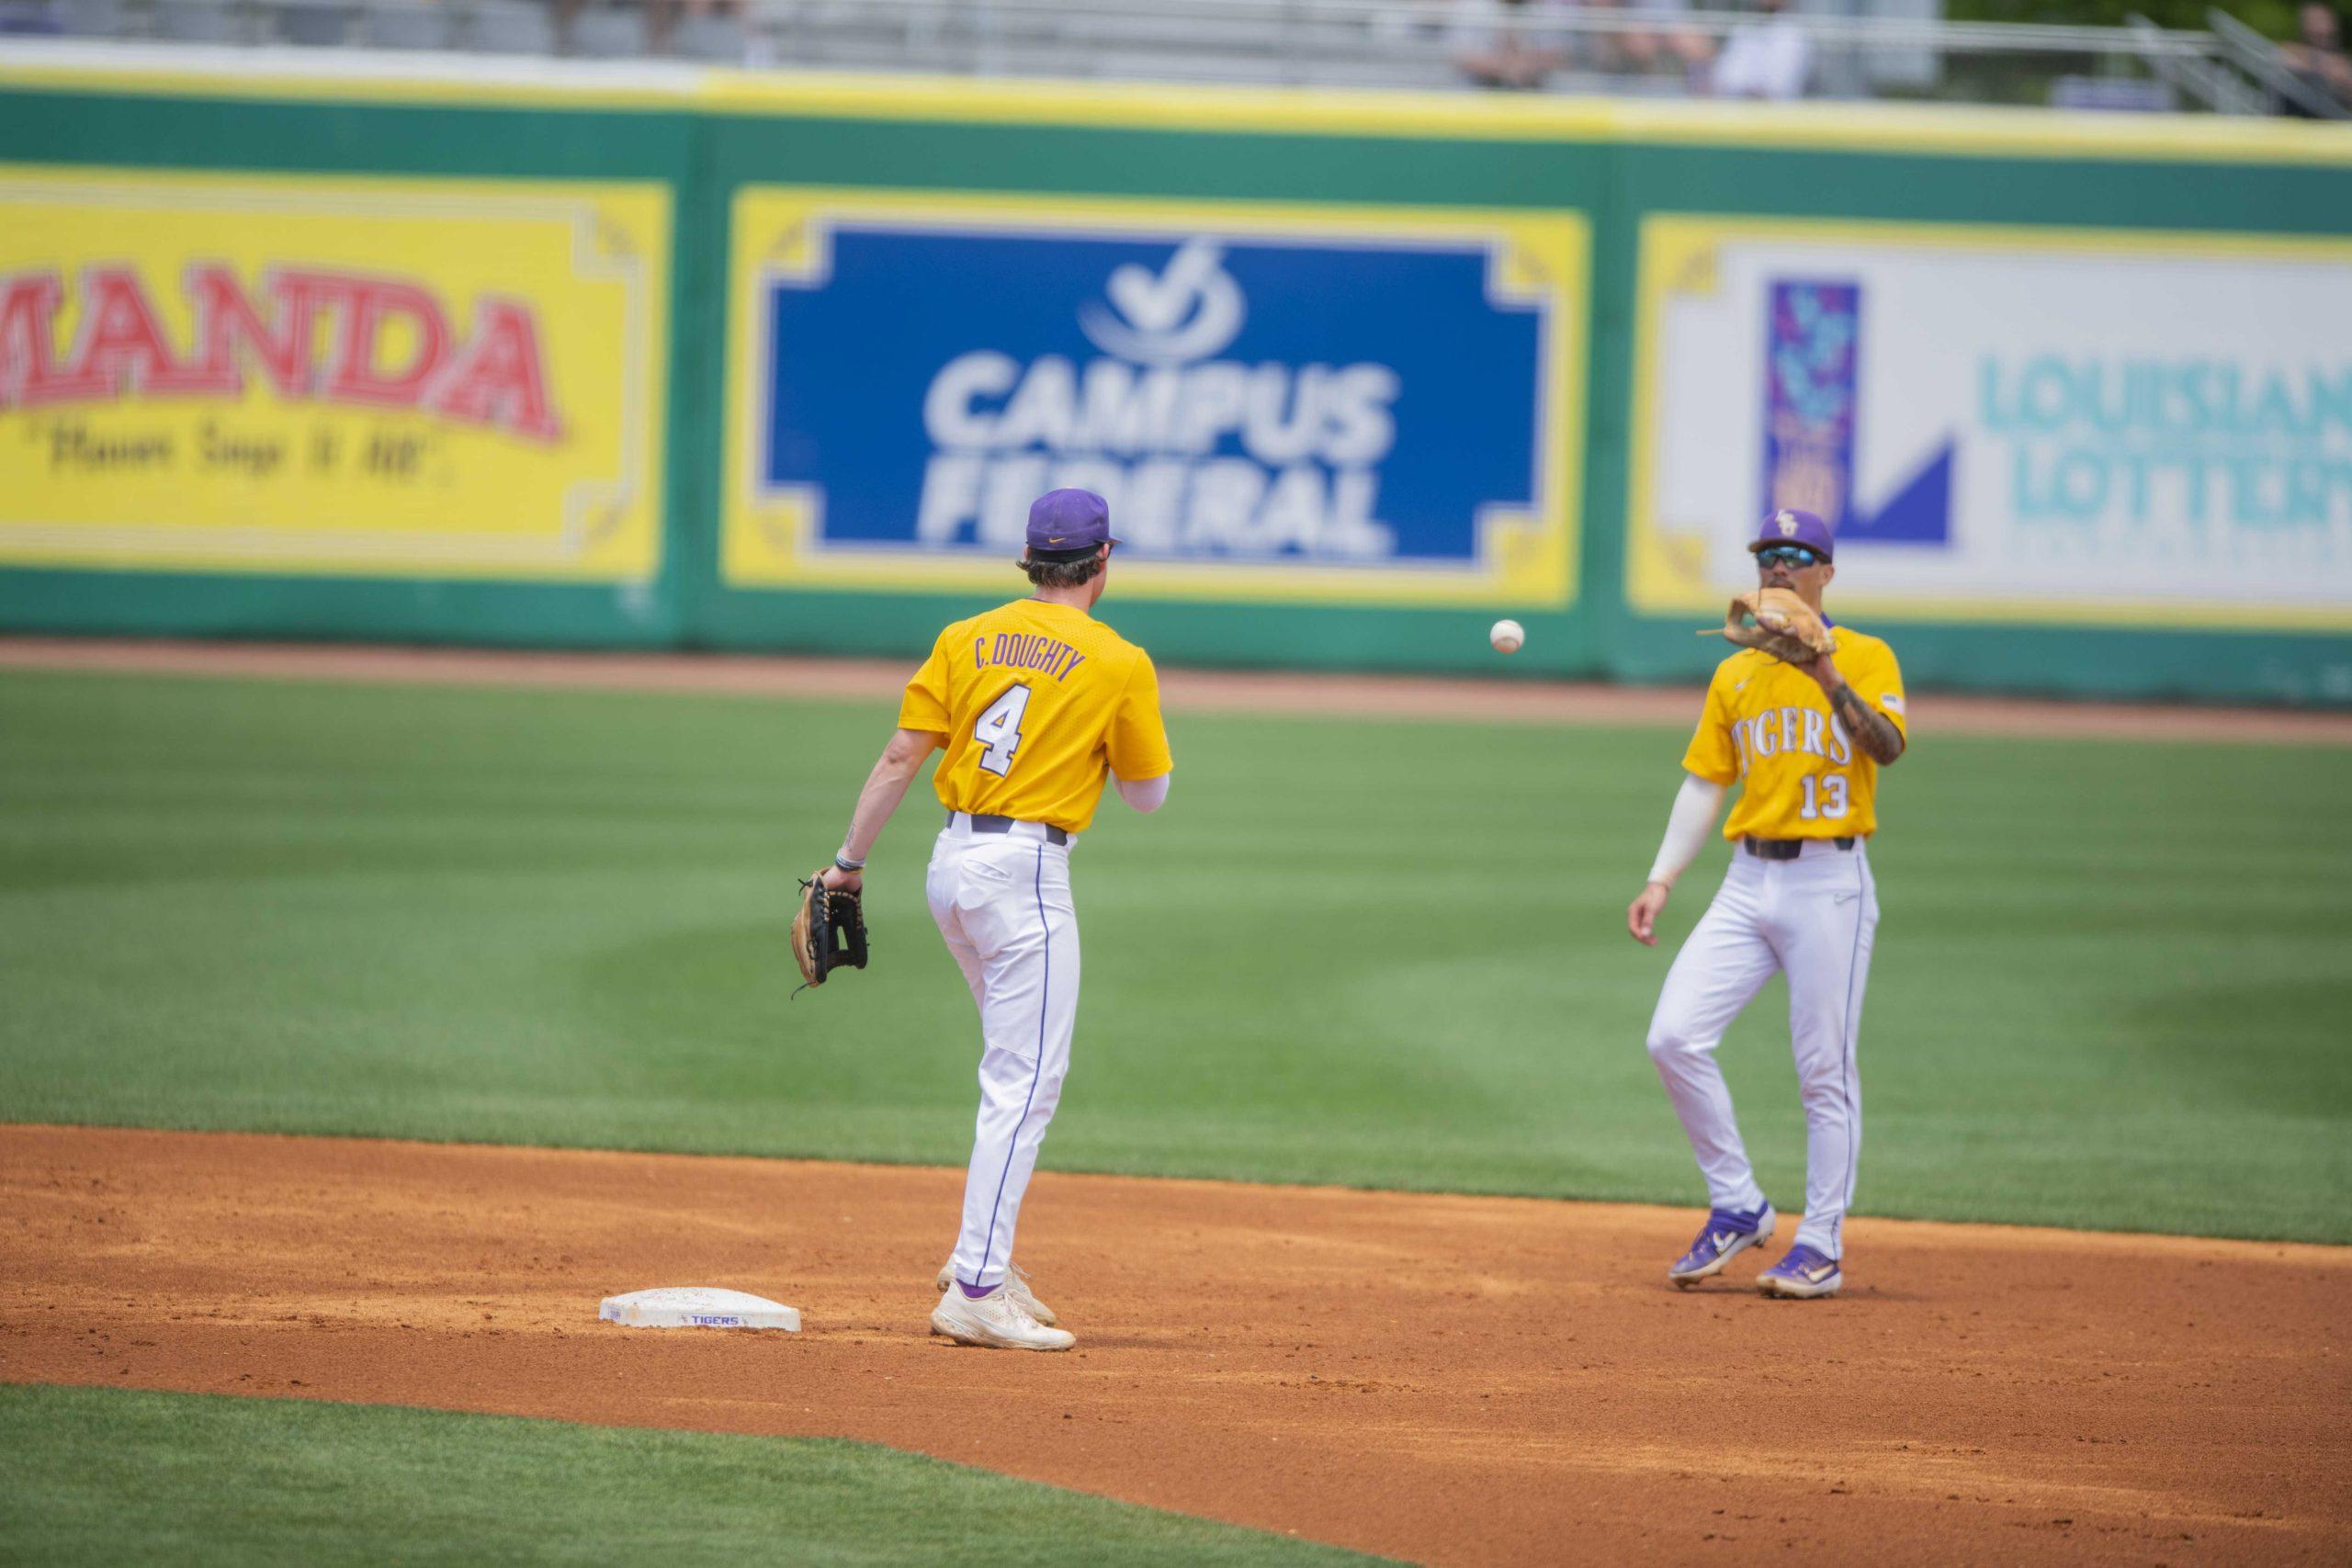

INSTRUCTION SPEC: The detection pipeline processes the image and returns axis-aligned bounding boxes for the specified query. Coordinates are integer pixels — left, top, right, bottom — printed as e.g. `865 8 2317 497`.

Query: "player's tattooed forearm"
1830 683 1905 764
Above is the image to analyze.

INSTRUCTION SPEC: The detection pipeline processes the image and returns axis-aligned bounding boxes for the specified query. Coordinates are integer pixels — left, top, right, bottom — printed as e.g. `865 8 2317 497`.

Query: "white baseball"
1489 618 1525 655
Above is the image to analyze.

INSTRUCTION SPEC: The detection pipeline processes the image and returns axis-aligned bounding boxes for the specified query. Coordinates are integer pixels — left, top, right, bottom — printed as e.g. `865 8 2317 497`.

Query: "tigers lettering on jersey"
900 597 1172 836
977 633 1085 682
1731 706 1854 769
1683 627 1906 842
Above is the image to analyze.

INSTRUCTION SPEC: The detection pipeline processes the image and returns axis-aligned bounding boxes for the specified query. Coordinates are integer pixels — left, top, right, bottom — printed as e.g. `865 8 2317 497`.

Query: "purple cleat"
1758 1242 1842 1299
1667 1202 1776 1288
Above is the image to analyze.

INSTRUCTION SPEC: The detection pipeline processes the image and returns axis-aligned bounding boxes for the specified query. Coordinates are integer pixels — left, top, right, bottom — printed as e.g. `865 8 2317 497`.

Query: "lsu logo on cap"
1775 510 1801 536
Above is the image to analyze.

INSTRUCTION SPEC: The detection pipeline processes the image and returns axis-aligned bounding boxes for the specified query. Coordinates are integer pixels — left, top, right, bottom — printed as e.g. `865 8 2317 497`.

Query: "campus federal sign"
0 169 669 581
723 189 1586 605
1628 217 2352 631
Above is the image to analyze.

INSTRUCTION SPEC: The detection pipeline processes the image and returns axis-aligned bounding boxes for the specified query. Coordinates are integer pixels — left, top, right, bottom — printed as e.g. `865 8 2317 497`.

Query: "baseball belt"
950 810 1069 847
1742 836 1857 860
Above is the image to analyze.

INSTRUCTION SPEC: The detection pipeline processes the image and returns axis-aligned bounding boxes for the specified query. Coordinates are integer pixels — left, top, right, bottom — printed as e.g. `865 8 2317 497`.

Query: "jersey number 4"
974 683 1033 777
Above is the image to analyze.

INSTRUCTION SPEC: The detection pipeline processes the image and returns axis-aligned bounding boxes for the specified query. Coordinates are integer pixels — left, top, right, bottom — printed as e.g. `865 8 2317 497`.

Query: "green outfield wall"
4 56 2350 702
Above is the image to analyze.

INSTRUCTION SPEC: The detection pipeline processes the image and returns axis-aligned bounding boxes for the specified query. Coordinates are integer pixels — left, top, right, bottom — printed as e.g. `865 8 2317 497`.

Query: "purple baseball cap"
1749 507 1834 561
1025 489 1120 557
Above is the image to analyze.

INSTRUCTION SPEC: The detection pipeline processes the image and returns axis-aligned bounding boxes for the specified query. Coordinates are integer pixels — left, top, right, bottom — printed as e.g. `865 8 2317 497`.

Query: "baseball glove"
790 870 868 993
1703 587 1837 664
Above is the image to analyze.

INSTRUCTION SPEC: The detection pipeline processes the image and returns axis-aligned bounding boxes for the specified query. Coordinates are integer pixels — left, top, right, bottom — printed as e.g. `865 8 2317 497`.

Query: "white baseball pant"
927 814 1080 1292
1646 840 1879 1258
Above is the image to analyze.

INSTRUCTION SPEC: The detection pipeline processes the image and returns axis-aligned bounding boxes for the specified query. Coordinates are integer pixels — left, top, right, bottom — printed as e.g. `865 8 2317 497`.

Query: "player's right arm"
1628 773 1729 946
1103 649 1173 816
1628 665 1740 946
1112 773 1170 813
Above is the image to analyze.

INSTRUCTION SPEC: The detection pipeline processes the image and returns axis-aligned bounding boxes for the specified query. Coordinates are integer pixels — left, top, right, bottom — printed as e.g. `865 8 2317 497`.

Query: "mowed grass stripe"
0 1383 1384 1567
1 668 2347 1241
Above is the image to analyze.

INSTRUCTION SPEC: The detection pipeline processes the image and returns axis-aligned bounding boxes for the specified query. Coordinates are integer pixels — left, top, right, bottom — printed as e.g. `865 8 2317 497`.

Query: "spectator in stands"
2278 2 2352 116
1706 0 1813 100
1450 0 1570 90
647 0 741 53
1588 0 1710 81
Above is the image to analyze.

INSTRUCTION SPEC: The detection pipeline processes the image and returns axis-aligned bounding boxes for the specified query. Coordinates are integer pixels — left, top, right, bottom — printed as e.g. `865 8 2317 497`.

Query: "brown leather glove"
790 871 868 992
1704 587 1836 664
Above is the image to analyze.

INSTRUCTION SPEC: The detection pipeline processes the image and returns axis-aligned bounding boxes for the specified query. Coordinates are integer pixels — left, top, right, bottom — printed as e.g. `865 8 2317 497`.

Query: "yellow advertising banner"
0 168 668 580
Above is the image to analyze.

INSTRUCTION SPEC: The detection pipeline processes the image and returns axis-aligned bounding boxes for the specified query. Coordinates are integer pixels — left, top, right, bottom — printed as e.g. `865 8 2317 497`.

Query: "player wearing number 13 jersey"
1686 625 1902 843
1625 508 1908 1300
813 489 1170 1351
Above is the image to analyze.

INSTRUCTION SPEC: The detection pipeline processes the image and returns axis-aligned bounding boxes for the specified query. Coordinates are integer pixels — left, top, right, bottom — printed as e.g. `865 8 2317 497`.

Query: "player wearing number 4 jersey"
816 489 1172 1350
1627 509 1907 1300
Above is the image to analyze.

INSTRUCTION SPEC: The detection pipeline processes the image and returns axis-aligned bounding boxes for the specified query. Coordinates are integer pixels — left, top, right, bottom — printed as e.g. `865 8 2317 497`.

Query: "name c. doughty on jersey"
1731 705 1857 770
975 630 1086 682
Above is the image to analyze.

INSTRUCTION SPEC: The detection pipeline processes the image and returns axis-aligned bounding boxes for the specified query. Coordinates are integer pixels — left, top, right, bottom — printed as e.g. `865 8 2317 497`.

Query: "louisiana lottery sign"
1628 216 2352 631
723 191 1585 606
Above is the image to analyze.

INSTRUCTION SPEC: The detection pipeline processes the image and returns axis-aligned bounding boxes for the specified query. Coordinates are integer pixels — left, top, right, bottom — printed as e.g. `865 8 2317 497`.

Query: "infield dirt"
6 1125 2346 1566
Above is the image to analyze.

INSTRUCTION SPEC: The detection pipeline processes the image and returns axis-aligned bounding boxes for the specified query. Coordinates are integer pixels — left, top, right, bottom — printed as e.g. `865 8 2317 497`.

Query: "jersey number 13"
974 683 1033 777
1799 773 1849 820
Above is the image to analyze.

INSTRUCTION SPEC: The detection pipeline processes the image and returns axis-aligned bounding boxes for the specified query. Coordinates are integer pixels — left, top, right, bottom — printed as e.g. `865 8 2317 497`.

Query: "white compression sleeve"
1646 773 1727 887
1113 772 1170 814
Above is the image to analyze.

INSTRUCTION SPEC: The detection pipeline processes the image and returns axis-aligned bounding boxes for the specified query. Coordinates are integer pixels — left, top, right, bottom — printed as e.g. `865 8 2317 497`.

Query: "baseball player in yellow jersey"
814 489 1172 1350
1626 508 1907 1300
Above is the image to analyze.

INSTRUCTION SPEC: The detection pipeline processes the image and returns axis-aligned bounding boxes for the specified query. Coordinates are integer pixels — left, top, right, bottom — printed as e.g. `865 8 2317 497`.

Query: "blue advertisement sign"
726 199 1584 604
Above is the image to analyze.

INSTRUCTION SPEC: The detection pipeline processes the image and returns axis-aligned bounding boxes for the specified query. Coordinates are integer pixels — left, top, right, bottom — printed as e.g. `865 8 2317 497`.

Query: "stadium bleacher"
0 0 2340 116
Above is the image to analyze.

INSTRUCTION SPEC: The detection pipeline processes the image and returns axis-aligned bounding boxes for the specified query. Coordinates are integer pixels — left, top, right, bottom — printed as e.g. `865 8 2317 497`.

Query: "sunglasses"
1756 545 1824 569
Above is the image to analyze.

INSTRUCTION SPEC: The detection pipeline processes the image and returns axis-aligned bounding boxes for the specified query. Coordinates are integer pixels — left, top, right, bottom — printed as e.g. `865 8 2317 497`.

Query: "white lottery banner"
1629 218 2352 630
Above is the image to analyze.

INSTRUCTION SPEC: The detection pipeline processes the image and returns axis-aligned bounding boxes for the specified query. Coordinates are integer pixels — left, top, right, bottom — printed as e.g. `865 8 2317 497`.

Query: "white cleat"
930 1282 1076 1351
936 1260 1057 1326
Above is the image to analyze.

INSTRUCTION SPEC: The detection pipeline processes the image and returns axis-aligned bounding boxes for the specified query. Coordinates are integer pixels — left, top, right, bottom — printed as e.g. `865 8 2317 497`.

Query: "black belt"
954 810 1069 846
1744 836 1855 860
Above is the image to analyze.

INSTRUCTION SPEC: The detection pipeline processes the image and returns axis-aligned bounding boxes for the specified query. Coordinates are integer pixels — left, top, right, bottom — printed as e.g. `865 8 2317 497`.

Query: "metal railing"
1 0 2338 116
2206 5 2351 118
2126 12 2257 114
739 1 2263 105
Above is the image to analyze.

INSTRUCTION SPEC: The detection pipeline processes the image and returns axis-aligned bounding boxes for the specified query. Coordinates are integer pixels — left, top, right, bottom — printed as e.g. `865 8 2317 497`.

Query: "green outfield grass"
0 1383 1379 1566
2 667 2347 1242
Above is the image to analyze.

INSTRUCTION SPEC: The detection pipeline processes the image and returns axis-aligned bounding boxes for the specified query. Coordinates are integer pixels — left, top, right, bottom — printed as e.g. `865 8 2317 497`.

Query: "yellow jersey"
898 598 1172 835
1682 627 1908 841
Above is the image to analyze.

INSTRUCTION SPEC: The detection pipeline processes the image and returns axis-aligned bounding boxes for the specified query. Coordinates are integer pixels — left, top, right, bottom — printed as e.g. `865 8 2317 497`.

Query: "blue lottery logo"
1762 277 1952 547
